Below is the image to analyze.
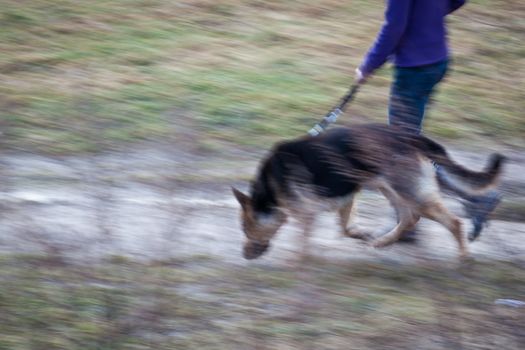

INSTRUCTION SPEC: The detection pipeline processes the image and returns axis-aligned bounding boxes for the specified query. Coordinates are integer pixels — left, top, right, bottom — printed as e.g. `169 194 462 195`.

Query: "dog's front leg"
298 215 315 262
339 198 370 241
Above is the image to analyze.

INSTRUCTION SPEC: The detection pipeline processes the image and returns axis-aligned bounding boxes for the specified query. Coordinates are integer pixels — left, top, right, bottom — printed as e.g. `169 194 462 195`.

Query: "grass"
0 254 524 349
0 0 524 154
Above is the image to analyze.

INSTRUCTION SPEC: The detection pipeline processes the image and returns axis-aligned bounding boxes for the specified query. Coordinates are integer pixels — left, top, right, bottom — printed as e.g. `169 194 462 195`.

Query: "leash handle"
308 83 360 137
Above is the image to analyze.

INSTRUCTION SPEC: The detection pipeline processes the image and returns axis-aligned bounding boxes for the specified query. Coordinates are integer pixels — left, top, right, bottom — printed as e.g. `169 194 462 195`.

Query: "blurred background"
0 0 524 349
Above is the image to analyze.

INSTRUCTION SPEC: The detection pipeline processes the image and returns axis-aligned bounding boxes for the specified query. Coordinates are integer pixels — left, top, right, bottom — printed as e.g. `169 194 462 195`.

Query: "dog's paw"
370 238 388 248
458 248 471 262
343 225 372 241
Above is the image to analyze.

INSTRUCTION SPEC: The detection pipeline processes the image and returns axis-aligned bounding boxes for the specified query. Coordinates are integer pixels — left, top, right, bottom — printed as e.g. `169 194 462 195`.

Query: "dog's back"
261 124 503 205
260 125 421 203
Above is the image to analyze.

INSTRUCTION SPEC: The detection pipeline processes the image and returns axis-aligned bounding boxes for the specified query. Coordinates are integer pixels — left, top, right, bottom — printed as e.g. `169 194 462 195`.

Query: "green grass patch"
0 0 523 154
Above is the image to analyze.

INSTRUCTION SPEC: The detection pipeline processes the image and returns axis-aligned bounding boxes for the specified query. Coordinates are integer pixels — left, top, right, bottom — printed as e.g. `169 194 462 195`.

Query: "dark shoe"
398 229 418 243
464 191 501 242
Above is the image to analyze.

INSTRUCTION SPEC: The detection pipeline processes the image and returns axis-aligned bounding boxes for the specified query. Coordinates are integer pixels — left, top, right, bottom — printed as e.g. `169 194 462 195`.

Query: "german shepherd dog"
232 124 505 260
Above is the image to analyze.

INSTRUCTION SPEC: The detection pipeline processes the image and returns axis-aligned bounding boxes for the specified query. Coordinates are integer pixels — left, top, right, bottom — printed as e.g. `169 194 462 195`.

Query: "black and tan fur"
233 124 505 260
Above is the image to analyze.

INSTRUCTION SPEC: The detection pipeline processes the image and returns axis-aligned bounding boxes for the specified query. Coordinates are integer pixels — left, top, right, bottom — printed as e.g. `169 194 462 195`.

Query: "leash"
307 83 360 136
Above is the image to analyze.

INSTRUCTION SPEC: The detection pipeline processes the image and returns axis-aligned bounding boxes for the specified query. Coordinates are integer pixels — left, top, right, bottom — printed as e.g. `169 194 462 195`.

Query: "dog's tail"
417 135 506 191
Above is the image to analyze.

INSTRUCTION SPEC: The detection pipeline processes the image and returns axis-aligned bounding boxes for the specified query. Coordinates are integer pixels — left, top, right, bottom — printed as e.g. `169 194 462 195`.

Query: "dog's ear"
232 187 250 209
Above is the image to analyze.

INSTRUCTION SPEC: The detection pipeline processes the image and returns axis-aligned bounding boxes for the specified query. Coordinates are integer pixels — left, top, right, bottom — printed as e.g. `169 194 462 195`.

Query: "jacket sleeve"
359 0 412 76
448 0 466 14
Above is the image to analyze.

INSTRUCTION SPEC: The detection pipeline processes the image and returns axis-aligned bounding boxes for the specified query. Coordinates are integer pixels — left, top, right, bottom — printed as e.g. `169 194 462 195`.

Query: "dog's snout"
243 241 269 260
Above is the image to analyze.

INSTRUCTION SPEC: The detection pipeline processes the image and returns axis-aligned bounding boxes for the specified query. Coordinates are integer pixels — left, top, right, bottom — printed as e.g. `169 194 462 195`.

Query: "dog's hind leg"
421 199 467 258
414 160 467 258
371 184 420 248
371 208 418 248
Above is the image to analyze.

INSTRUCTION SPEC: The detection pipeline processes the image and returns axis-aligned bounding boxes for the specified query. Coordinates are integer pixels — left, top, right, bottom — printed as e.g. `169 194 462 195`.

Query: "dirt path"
1 143 524 265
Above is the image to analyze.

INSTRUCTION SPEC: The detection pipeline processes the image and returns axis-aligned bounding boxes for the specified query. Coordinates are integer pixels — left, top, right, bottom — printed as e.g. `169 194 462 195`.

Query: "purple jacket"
360 0 466 75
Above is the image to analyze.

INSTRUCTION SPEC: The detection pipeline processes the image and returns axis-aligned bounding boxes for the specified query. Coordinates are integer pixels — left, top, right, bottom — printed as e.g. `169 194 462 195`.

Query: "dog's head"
232 187 287 259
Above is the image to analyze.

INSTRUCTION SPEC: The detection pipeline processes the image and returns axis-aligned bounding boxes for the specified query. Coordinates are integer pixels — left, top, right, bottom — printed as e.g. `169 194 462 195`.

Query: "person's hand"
355 67 367 84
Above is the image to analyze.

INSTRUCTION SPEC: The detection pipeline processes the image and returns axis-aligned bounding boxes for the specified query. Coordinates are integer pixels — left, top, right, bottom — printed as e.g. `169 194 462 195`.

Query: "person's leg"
389 60 501 242
388 60 449 241
389 60 449 133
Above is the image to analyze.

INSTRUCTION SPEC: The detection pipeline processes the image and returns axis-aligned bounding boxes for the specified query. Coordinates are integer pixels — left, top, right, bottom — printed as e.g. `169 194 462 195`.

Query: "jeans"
389 60 448 237
389 59 449 134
